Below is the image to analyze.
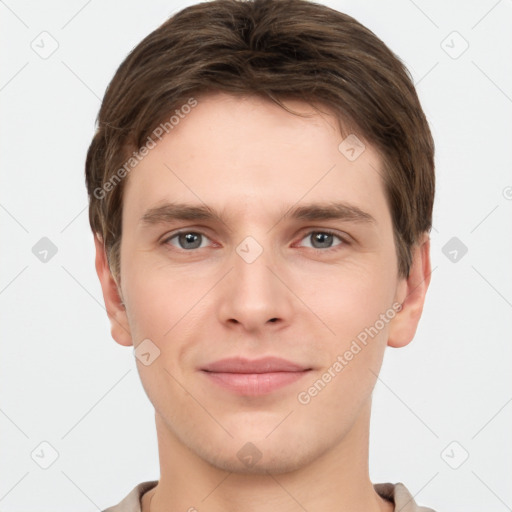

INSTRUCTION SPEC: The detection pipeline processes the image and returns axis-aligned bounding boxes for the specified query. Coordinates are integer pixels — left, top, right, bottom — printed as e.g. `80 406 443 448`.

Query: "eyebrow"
139 201 376 227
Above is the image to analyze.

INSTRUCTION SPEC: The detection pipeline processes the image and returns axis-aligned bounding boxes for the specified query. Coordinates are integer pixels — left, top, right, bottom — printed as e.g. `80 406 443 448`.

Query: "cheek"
121 255 198 337
121 261 213 388
318 259 396 336
295 315 390 430
305 257 396 400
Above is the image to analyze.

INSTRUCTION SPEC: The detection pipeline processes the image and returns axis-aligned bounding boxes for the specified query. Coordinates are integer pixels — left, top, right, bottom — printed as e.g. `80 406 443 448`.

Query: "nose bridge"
216 233 293 330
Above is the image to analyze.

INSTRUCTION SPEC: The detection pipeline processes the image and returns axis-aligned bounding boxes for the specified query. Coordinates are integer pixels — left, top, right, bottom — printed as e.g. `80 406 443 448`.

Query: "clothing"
102 480 437 511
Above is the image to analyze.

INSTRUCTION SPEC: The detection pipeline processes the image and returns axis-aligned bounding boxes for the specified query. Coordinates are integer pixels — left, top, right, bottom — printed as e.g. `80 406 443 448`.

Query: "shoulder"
102 481 159 512
374 481 437 512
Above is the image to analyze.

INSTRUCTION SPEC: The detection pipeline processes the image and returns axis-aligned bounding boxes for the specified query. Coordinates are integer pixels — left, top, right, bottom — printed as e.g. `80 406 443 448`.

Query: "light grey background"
1 1 511 510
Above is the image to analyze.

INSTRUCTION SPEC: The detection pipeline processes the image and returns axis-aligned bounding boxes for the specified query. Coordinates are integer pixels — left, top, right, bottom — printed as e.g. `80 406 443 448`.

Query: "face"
96 92 429 474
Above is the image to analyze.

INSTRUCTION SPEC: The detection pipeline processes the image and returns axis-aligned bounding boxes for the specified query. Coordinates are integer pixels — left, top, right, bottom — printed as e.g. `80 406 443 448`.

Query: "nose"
216 243 295 333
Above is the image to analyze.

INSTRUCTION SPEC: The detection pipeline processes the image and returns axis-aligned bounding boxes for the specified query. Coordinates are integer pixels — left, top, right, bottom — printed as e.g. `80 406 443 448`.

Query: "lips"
202 356 309 373
200 357 311 396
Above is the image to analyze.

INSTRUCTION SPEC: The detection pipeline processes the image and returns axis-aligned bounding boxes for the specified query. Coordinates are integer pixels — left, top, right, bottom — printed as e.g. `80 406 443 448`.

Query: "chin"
194 436 321 476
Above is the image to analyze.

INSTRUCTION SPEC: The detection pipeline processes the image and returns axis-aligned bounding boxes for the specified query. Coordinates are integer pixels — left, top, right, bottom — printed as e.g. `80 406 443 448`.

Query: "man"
86 0 436 510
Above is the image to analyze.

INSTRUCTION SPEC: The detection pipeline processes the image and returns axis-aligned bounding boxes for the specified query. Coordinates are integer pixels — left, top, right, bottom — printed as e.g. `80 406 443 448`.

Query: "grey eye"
168 232 208 250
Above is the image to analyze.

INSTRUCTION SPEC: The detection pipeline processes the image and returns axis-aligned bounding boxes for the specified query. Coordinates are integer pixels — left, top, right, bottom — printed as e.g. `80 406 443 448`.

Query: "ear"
387 232 432 348
94 234 133 347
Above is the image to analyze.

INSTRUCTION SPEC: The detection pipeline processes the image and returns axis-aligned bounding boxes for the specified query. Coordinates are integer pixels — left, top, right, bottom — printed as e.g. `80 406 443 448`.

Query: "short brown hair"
85 0 435 282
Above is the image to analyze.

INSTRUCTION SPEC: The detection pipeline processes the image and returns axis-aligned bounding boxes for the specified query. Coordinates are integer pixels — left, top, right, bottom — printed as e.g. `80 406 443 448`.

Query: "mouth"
200 356 312 396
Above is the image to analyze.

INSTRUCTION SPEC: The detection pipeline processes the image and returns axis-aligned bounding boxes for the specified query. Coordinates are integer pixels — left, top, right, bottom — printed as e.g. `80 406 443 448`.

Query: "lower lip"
202 370 310 396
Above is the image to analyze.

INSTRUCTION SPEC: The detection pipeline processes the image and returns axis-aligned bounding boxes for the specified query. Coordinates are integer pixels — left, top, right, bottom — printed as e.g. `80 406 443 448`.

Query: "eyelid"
160 229 216 247
294 228 351 251
161 227 351 252
297 226 351 243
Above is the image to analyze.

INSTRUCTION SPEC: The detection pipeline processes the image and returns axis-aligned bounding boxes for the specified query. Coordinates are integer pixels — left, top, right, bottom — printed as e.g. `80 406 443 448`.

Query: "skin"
95 91 431 512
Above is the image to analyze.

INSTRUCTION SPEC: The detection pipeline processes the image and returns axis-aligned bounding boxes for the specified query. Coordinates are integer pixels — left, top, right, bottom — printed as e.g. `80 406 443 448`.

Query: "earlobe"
387 233 432 348
94 234 133 347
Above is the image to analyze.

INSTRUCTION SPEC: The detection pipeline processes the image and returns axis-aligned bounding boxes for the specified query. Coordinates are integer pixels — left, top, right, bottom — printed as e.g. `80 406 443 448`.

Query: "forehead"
122 92 389 227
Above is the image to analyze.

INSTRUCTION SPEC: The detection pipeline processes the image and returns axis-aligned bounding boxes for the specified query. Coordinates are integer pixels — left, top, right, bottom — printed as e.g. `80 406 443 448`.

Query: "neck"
143 401 393 512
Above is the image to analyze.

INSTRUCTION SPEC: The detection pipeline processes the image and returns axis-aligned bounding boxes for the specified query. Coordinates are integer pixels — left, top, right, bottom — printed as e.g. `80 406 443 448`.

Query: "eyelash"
161 229 349 253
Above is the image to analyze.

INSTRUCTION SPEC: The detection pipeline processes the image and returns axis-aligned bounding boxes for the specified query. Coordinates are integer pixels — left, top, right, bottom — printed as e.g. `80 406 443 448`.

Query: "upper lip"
201 357 310 374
